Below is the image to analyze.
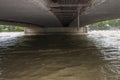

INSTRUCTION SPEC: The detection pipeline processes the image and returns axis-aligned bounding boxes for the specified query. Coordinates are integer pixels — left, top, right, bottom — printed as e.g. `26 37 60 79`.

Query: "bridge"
0 0 120 34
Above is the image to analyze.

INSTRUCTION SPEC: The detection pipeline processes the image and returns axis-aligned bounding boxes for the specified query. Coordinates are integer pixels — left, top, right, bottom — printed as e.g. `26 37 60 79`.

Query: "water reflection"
0 32 24 50
88 31 120 80
0 31 120 80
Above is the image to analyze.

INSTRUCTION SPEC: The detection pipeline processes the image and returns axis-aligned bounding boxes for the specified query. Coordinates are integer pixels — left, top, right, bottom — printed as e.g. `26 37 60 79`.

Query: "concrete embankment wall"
24 26 88 35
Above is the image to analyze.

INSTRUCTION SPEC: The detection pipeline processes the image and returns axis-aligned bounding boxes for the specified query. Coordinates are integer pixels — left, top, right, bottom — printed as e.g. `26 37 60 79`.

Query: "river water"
0 31 120 80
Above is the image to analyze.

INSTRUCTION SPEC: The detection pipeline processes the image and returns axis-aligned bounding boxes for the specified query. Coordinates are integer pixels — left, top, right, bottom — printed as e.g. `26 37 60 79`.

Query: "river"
0 31 120 80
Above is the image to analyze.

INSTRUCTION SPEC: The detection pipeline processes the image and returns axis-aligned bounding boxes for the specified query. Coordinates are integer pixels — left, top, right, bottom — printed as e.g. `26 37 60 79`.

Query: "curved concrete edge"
0 21 42 28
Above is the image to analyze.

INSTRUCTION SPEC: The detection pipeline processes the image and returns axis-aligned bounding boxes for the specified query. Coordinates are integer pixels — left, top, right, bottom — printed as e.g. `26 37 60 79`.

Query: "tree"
89 19 120 30
0 25 24 32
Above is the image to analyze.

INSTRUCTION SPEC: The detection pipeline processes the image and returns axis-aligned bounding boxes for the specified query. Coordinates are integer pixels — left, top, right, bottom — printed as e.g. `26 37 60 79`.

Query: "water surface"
0 31 120 80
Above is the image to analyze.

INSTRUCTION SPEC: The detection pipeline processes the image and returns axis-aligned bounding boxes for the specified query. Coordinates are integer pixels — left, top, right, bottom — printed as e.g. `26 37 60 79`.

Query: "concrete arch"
0 0 62 27
81 0 120 25
70 0 120 27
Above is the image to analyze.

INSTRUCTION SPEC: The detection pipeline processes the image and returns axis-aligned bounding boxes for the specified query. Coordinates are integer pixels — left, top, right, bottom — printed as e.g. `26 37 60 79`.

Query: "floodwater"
0 31 120 80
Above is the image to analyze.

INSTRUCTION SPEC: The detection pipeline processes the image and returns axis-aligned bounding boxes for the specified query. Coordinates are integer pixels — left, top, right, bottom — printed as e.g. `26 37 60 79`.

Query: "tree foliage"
0 25 24 32
89 19 120 30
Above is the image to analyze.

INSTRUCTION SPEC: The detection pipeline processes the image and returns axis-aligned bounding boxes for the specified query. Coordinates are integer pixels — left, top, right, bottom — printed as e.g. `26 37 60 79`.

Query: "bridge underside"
0 0 120 33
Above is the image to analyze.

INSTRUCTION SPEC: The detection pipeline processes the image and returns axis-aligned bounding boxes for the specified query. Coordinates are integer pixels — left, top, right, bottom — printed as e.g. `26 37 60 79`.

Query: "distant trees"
0 25 24 32
89 19 120 30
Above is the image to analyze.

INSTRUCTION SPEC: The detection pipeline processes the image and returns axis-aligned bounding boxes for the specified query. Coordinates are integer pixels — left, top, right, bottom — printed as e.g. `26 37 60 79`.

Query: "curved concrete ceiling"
0 0 62 27
0 0 120 27
0 0 91 27
80 0 120 26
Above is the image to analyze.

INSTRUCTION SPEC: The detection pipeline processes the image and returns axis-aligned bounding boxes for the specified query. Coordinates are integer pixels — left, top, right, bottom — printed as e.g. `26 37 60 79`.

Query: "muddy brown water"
0 31 120 80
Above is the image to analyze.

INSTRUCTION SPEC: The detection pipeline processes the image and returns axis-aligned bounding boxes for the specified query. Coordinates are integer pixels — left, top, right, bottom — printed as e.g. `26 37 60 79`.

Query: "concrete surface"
0 0 119 30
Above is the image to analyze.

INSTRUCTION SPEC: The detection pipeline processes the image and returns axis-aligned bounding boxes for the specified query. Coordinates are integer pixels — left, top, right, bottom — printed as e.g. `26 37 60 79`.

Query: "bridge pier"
78 26 88 33
24 26 88 35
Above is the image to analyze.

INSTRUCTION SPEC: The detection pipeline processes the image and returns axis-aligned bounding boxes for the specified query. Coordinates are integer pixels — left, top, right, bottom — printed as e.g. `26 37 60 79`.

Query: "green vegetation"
0 25 24 32
89 19 120 30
